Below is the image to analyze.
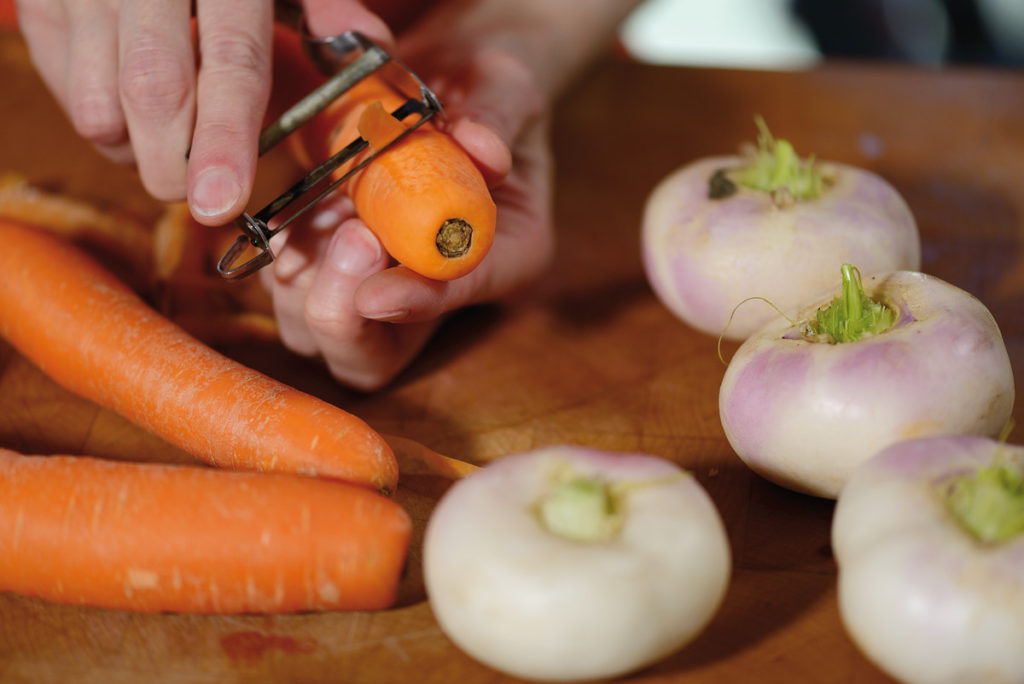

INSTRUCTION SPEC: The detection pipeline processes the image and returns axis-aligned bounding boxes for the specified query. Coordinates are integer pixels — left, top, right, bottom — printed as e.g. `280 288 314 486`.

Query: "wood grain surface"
1 24 1022 684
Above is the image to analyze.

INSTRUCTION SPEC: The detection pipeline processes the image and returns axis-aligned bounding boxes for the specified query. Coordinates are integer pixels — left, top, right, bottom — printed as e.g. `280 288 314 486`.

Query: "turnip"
641 119 920 340
422 445 731 682
718 264 1014 498
833 434 1024 684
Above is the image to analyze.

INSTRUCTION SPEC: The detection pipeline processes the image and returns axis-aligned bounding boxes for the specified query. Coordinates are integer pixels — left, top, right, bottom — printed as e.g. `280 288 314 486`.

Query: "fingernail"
362 310 410 322
330 223 383 274
191 167 242 217
311 207 341 231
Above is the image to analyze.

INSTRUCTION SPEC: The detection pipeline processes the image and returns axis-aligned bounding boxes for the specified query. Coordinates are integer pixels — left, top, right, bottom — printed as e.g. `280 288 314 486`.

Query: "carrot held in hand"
0 218 398 493
0 447 411 613
298 74 497 281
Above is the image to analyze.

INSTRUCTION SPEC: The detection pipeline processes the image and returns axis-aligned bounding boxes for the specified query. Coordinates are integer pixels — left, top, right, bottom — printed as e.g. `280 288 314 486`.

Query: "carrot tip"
436 218 473 258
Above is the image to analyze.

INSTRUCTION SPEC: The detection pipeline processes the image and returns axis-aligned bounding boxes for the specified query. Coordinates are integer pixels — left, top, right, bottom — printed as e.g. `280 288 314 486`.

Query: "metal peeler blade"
216 30 445 280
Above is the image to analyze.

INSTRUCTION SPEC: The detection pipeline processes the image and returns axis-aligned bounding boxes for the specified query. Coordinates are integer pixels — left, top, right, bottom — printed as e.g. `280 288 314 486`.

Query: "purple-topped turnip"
718 264 1014 498
642 120 921 340
833 435 1024 684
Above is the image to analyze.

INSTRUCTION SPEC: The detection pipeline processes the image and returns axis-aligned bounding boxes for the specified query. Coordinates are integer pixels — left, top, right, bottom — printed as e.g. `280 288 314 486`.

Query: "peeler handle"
216 26 445 280
257 33 389 155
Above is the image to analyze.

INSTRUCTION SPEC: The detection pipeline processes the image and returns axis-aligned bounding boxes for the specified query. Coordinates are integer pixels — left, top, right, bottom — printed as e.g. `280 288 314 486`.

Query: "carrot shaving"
358 100 409 151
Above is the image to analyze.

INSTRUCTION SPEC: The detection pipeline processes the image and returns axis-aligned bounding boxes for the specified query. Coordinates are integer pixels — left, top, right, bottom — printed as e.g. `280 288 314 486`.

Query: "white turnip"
719 265 1014 498
422 445 731 682
642 120 920 340
833 435 1024 684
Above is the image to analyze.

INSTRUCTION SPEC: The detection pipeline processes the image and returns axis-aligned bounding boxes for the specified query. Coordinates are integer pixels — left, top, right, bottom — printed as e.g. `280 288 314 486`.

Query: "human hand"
261 7 555 390
15 0 390 225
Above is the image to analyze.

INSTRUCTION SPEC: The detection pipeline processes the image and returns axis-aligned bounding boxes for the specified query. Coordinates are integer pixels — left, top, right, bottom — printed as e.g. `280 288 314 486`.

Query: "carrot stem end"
435 219 473 258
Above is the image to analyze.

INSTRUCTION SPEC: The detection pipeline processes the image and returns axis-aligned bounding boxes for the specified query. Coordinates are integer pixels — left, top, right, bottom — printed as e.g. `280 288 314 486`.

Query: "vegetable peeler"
216 24 445 280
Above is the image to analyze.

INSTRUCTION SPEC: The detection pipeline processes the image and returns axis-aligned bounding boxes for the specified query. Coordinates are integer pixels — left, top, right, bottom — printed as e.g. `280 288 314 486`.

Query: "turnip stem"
537 475 623 543
841 264 863 323
944 460 1024 544
738 116 828 201
536 468 690 543
808 264 895 343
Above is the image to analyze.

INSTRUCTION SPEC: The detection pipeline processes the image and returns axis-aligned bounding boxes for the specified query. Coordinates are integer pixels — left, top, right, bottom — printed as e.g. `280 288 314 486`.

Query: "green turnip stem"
808 264 896 343
738 116 827 201
536 469 690 543
944 460 1024 544
538 475 623 543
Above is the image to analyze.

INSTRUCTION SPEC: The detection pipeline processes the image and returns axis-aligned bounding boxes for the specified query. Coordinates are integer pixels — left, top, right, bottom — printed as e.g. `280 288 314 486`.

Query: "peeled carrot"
0 447 411 613
292 67 496 281
0 217 398 493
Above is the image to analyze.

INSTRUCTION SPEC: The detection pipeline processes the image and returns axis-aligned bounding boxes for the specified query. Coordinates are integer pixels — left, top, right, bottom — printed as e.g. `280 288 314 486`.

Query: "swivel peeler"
216 22 445 280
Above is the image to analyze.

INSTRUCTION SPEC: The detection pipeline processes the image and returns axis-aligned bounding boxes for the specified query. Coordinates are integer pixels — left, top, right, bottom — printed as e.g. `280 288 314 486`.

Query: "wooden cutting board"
1 25 1023 684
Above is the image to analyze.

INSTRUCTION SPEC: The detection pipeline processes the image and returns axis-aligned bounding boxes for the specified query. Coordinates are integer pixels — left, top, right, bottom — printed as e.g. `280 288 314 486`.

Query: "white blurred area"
619 0 1024 69
620 0 820 69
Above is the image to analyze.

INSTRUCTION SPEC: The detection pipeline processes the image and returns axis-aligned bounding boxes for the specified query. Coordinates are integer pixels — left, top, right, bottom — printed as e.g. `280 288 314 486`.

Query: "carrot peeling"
0 218 398 493
358 100 408 151
0 447 411 613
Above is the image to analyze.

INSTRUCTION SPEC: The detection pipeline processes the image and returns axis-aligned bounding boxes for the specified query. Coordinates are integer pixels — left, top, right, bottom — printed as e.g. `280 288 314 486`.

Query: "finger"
16 0 70 109
118 0 196 201
20 1 135 165
186 0 273 224
264 195 356 355
448 118 512 183
302 0 393 47
65 1 125 148
442 49 544 179
305 219 438 391
265 227 331 357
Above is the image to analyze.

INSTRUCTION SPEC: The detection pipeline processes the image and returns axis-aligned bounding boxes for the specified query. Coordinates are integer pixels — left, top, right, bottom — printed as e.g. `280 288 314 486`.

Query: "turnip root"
833 435 1024 684
719 266 1014 498
422 445 731 682
641 120 920 340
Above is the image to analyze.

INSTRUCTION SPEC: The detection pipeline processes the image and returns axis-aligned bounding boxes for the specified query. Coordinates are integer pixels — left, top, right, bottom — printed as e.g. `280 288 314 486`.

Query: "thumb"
301 0 394 48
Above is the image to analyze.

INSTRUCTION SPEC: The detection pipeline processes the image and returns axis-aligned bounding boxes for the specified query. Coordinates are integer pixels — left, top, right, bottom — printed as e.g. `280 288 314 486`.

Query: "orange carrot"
0 447 411 613
0 217 398 493
292 71 496 281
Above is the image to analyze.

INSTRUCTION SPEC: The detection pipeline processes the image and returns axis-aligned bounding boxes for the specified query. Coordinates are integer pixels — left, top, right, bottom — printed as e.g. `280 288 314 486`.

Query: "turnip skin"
422 445 731 682
718 271 1014 499
833 436 1024 684
641 156 920 340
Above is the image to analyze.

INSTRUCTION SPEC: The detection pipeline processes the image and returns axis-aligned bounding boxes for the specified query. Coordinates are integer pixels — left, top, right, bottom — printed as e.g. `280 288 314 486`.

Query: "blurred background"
620 0 1024 69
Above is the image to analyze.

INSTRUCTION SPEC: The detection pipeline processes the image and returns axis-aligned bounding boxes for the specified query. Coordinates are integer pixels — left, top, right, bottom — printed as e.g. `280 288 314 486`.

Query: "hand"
15 0 389 225
261 7 555 390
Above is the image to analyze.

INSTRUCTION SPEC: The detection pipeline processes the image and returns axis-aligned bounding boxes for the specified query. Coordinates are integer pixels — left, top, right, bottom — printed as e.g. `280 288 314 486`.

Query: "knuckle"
120 40 193 117
303 295 344 332
138 161 188 203
191 119 246 151
68 93 125 144
478 48 543 115
201 32 268 82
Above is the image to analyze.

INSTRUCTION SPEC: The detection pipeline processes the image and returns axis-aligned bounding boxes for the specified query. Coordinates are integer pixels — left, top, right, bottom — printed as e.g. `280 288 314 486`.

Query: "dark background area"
793 0 1024 66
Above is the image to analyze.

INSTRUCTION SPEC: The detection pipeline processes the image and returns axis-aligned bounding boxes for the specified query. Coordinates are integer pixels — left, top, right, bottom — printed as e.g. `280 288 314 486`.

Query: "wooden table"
1 25 1022 683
